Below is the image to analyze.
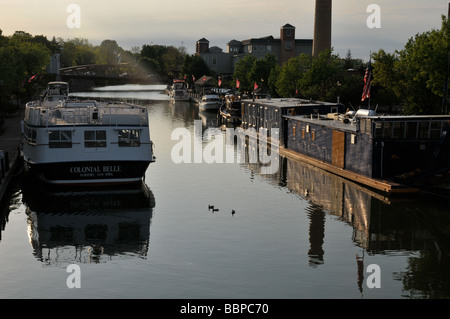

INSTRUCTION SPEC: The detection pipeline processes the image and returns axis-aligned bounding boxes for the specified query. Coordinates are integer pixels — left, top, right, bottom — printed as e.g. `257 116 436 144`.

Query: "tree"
233 55 256 92
275 54 310 97
298 50 340 100
0 31 51 109
162 46 185 78
247 54 278 89
181 54 211 85
372 15 450 114
59 38 96 67
95 39 121 64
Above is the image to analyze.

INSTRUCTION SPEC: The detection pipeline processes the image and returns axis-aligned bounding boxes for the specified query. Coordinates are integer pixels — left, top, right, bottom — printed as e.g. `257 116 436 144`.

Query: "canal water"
1 84 450 299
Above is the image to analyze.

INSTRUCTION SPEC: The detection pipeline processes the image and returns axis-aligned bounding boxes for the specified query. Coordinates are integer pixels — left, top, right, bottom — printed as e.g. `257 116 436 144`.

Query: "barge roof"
284 114 358 132
242 98 341 108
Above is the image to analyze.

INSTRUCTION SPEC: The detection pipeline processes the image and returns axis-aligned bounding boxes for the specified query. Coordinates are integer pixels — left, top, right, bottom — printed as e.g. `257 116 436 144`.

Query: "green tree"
247 54 278 89
181 54 211 85
275 54 310 97
95 39 121 64
372 15 450 114
298 50 340 100
233 55 256 92
0 31 51 109
162 46 185 78
138 56 161 75
59 38 96 67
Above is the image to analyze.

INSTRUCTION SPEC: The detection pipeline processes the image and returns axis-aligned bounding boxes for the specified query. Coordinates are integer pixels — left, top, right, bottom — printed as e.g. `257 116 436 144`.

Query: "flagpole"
368 51 371 110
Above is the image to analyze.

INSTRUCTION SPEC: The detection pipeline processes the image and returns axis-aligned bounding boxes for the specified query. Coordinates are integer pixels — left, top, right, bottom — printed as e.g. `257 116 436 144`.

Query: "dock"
0 113 23 204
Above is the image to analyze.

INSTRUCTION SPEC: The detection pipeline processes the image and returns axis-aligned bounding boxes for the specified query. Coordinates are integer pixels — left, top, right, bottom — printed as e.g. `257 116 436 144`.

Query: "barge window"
118 129 141 147
405 122 418 138
374 122 383 137
392 122 405 138
430 121 443 139
383 122 392 138
84 130 107 148
418 122 430 139
49 130 72 148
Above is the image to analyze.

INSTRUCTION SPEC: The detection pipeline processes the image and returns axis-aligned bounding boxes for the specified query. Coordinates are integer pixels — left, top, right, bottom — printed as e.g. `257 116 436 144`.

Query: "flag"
218 76 222 87
254 82 258 91
192 75 195 82
28 74 37 82
361 62 372 102
236 78 240 89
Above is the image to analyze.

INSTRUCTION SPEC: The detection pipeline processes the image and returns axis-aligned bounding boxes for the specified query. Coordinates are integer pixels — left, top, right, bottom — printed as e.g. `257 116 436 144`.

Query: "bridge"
59 63 160 91
60 63 148 80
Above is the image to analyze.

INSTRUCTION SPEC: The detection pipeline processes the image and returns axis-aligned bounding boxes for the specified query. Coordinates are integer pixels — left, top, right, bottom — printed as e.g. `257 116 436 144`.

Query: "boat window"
392 122 405 138
84 130 107 148
383 122 392 138
24 126 37 144
418 121 430 139
405 122 418 138
359 118 371 134
49 130 72 148
430 121 443 139
118 129 141 147
374 122 383 137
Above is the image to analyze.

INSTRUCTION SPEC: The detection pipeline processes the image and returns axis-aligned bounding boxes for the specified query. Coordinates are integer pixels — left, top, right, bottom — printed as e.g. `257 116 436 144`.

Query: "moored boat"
22 83 156 186
169 79 190 101
199 94 221 111
218 94 242 124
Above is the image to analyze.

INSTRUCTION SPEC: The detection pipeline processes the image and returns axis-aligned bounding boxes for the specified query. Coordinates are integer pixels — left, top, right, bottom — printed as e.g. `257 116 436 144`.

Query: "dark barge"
240 98 450 194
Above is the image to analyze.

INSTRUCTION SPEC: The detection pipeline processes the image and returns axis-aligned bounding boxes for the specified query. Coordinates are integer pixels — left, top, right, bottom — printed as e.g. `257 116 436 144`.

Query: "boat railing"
24 100 148 127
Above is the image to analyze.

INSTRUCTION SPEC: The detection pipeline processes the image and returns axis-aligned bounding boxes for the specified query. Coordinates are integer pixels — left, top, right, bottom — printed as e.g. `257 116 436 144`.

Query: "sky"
0 0 447 61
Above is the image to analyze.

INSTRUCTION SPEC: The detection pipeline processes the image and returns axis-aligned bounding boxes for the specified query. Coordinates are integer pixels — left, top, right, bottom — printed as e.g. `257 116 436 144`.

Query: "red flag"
218 76 222 87
192 75 195 82
361 62 372 102
254 82 258 91
28 74 37 82
236 78 240 89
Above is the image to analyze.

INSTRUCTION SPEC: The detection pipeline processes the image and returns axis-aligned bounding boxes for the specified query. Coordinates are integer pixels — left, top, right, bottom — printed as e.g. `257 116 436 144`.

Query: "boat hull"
199 102 221 111
24 159 152 186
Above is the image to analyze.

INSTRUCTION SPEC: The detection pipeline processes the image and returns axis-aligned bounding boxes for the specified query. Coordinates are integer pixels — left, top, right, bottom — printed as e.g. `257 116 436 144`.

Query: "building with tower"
196 24 312 75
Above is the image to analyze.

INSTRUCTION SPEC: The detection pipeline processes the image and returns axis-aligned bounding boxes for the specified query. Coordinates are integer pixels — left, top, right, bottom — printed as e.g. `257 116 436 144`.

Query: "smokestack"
312 0 332 57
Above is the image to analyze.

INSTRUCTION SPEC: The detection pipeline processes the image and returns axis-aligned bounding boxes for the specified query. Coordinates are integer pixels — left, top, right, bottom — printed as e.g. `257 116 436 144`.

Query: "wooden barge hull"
280 147 418 194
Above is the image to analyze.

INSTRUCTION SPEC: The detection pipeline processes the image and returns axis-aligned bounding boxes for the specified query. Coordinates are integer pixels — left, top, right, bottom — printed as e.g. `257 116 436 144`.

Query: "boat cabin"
285 114 450 179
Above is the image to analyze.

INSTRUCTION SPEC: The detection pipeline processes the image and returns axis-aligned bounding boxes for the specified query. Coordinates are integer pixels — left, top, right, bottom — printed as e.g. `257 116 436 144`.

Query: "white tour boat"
169 79 190 101
199 94 221 111
22 82 156 186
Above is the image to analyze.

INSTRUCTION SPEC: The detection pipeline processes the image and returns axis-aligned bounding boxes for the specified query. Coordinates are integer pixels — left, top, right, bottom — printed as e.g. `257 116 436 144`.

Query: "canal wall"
0 113 23 205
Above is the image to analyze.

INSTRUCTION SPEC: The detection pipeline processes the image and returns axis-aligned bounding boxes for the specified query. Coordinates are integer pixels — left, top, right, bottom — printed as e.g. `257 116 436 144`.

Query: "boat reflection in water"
21 177 155 266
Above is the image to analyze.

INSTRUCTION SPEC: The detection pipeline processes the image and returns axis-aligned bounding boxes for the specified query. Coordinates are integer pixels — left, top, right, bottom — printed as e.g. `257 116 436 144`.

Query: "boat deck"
25 100 149 127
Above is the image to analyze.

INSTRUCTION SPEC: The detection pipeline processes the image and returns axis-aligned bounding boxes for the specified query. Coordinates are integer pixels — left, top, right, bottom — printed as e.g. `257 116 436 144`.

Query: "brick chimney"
312 0 332 57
